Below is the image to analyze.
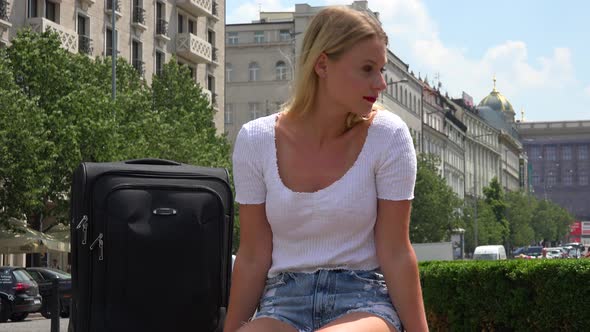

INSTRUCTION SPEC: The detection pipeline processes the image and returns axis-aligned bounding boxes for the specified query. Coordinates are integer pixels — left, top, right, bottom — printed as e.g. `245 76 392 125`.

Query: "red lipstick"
363 96 376 103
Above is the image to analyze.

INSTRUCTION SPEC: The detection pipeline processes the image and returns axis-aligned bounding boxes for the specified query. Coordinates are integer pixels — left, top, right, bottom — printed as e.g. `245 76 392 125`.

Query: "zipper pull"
89 233 104 261
76 215 89 245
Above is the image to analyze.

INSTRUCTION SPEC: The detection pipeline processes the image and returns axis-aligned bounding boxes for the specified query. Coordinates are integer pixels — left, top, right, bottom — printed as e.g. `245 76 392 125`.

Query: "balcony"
176 33 211 64
132 58 145 77
0 0 11 32
176 0 217 20
131 6 147 32
27 17 78 53
155 19 170 43
78 35 93 55
105 0 122 19
79 0 95 11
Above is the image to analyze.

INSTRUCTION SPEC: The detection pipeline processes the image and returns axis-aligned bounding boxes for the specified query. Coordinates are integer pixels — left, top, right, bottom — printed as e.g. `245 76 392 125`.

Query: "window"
275 61 287 80
279 30 290 41
530 146 541 159
580 174 589 186
532 175 540 185
77 15 91 54
156 2 166 35
28 0 38 18
178 14 184 33
249 102 261 120
207 74 215 92
579 145 588 160
248 62 259 81
46 0 58 23
254 31 265 43
188 19 195 34
227 32 238 45
155 50 164 76
546 175 556 186
225 104 233 125
132 40 143 76
563 174 573 186
105 28 117 56
562 146 572 160
226 63 233 82
545 146 556 161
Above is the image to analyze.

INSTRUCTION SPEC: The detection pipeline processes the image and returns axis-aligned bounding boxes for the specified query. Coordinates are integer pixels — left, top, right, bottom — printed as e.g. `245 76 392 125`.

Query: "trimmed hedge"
419 259 590 331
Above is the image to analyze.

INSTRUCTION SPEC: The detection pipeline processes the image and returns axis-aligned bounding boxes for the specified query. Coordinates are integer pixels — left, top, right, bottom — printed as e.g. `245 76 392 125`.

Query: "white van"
473 245 507 260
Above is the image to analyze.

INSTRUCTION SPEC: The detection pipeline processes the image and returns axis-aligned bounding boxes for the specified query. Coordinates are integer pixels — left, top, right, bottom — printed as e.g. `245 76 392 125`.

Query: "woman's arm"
223 203 273 332
375 199 428 332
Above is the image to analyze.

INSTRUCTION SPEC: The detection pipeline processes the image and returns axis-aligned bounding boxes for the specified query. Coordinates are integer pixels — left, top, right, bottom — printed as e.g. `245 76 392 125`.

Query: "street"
0 313 69 332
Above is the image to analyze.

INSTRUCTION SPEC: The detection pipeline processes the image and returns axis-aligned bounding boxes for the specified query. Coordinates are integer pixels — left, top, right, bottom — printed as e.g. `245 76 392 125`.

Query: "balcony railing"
132 58 145 76
27 17 78 53
78 35 93 55
156 19 168 36
0 0 9 21
176 33 211 64
133 6 145 25
176 0 215 19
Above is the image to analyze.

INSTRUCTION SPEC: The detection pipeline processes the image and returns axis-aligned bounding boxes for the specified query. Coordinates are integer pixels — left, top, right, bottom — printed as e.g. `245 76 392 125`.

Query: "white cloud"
349 0 577 108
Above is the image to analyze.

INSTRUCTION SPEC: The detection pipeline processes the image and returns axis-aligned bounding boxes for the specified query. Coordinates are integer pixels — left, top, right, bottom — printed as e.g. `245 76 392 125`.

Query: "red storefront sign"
570 221 582 236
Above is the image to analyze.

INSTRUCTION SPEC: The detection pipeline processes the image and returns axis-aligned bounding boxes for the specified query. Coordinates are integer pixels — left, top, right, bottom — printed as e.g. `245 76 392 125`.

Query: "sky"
226 0 590 122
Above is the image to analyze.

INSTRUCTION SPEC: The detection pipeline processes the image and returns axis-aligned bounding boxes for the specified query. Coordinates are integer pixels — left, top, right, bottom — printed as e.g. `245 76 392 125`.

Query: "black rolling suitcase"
68 159 233 332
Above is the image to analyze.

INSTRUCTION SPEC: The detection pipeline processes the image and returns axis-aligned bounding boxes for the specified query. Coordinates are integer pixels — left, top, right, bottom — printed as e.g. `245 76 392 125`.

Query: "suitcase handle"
125 158 181 166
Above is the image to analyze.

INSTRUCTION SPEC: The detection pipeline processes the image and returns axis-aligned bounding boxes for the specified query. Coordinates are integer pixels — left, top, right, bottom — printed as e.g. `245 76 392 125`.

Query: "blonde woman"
225 6 428 332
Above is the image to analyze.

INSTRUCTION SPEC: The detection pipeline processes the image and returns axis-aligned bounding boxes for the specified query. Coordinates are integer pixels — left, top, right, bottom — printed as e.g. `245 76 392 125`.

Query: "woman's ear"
314 53 328 78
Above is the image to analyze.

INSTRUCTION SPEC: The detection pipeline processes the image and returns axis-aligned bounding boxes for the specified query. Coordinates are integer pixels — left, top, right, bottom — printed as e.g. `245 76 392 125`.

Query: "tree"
505 190 536 248
531 198 574 245
410 153 462 243
0 30 231 233
482 177 509 247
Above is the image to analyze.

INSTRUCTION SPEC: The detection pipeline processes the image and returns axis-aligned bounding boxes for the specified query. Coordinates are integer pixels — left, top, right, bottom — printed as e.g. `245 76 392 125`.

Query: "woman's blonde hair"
284 6 388 129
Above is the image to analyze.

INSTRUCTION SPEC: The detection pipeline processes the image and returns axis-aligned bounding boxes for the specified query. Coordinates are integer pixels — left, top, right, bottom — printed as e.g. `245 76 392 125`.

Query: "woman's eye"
363 66 373 72
379 68 386 73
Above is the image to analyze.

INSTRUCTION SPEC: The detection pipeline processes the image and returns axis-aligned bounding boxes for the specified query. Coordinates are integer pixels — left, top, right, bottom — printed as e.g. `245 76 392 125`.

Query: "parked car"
0 267 42 322
25 267 72 319
473 245 507 260
545 247 565 259
524 246 544 258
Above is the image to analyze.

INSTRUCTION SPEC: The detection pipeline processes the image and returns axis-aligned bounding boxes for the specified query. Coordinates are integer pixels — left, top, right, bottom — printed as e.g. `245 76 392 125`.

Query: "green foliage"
411 153 462 243
420 259 590 331
0 30 231 233
483 177 510 245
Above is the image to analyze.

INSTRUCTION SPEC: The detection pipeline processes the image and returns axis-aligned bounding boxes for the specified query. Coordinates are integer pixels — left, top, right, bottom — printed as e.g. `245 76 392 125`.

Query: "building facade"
476 79 526 193
225 1 422 147
517 120 590 224
0 0 225 131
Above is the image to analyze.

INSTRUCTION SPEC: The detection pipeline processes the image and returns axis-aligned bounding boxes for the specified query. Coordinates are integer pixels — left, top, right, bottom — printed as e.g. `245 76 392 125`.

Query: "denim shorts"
253 269 403 332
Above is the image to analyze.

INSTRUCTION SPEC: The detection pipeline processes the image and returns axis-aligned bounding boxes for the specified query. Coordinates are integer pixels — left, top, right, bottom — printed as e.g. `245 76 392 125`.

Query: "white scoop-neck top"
232 110 417 277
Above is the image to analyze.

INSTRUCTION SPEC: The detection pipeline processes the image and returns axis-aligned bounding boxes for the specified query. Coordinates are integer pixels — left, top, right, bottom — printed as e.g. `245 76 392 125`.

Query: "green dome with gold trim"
478 77 515 114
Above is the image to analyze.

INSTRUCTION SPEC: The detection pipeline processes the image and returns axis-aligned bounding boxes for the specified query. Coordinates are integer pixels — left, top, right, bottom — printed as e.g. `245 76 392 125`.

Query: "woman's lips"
363 96 377 103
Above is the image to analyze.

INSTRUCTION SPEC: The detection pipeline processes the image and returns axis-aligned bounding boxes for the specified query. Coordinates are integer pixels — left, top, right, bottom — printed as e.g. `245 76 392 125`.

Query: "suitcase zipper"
89 233 104 261
75 215 89 245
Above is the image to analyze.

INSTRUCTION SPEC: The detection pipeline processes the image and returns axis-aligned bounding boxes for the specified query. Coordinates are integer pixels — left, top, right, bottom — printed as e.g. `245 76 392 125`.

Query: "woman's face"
321 36 387 118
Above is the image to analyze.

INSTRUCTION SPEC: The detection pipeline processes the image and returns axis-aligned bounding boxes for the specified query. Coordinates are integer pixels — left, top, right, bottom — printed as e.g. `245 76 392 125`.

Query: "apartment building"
225 1 422 146
0 0 225 132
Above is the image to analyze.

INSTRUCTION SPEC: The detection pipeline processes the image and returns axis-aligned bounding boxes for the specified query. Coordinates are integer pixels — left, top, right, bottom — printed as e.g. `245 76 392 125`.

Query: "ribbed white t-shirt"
232 110 417 277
